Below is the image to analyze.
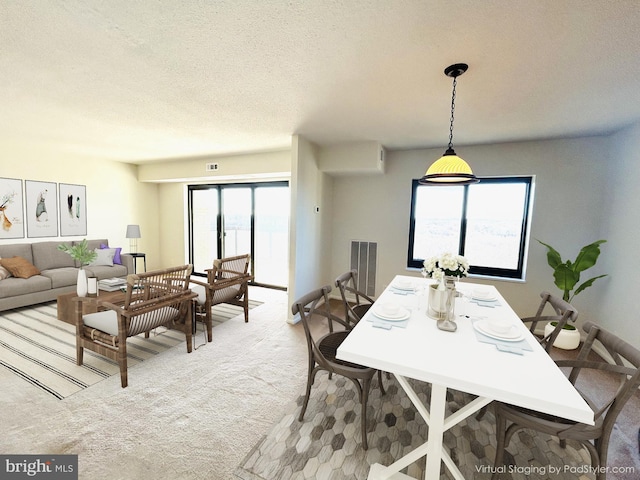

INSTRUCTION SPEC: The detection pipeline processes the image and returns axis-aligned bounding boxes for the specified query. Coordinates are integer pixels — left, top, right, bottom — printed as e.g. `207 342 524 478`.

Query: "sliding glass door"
188 182 289 289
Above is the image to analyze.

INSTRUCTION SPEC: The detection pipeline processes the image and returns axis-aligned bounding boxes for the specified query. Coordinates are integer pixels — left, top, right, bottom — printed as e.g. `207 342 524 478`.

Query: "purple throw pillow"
100 243 122 265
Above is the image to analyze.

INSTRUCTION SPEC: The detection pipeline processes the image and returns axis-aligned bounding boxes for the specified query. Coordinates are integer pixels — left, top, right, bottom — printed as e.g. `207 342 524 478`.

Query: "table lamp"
126 224 141 254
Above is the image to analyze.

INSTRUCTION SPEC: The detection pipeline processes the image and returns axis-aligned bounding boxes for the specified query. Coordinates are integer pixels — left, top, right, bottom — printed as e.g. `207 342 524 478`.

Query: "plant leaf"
572 240 606 273
537 239 562 269
572 274 608 299
553 263 579 293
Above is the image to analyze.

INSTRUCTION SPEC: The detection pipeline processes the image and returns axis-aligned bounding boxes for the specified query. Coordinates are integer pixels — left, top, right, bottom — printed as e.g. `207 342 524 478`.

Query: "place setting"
469 287 502 308
367 301 411 330
389 278 417 295
471 316 532 355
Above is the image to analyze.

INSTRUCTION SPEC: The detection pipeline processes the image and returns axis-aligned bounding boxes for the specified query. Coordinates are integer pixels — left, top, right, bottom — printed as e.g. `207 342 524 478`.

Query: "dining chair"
335 269 375 326
292 285 385 450
522 291 578 352
492 321 640 480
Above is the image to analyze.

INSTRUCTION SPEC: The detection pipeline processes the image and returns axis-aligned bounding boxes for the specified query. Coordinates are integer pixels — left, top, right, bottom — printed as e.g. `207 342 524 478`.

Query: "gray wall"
328 135 615 334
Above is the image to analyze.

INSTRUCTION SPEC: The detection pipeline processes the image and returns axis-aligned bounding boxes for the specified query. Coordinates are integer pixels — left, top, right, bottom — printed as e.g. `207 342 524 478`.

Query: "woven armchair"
73 264 197 388
190 254 253 342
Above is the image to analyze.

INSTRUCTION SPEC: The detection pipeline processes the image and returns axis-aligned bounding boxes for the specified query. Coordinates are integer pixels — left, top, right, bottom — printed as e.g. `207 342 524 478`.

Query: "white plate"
392 281 414 291
472 292 497 301
473 320 524 342
372 307 410 322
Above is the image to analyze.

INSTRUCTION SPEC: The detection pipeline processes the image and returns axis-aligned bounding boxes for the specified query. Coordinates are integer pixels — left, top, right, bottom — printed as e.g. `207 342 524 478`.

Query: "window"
407 176 534 279
188 181 290 289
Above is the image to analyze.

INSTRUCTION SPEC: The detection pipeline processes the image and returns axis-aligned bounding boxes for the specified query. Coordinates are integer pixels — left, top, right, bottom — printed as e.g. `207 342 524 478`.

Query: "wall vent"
206 162 219 172
350 241 377 297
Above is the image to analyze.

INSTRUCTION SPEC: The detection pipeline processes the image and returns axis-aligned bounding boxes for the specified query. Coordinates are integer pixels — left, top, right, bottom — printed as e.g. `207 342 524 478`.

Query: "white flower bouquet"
422 252 469 281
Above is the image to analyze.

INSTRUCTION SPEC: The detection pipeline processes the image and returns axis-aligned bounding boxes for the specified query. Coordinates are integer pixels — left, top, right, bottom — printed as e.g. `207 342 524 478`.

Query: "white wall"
329 136 612 328
288 135 333 315
597 121 640 345
0 144 160 267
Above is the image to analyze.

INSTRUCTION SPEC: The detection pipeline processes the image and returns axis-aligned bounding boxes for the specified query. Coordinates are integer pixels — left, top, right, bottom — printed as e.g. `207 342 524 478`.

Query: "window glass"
407 177 533 279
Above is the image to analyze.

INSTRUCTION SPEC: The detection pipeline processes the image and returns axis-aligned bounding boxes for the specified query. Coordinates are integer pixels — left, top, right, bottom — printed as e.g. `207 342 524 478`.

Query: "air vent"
350 241 377 297
206 163 219 172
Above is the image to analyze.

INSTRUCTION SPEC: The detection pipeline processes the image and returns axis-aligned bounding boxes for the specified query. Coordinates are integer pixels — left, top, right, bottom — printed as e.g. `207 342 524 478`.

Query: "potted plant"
58 239 97 297
538 239 607 349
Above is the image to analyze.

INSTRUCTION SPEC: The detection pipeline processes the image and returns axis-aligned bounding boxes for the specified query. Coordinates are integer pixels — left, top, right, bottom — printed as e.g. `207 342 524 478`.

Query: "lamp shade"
419 148 479 185
126 224 141 239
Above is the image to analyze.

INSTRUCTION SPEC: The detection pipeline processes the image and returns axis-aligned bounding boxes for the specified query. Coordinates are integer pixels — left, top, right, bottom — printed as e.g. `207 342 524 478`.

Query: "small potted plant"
538 239 607 349
58 239 97 297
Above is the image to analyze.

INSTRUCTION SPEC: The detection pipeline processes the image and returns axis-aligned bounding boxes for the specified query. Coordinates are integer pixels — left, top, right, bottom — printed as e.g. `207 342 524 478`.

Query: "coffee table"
57 290 126 325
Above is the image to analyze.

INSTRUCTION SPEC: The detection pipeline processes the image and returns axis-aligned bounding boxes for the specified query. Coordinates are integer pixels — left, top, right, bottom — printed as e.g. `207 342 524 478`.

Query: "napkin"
471 298 502 308
367 316 409 329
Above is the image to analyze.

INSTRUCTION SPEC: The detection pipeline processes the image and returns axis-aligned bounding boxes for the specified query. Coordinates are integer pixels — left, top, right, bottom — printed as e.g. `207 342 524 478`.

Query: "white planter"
544 322 580 350
76 268 88 297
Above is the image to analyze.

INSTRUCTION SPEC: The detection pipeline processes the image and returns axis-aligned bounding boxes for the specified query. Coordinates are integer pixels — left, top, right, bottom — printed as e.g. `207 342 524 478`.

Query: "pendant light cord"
448 77 457 150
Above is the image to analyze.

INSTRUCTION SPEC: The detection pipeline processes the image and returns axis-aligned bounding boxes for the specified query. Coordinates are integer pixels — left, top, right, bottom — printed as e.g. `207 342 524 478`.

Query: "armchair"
74 264 197 387
190 254 253 343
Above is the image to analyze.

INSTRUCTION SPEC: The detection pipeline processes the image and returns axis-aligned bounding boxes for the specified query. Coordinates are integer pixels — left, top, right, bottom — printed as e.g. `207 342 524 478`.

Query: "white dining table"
336 275 594 480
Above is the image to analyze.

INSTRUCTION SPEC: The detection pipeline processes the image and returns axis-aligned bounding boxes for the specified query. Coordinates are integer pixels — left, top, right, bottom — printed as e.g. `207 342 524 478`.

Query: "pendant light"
419 63 479 185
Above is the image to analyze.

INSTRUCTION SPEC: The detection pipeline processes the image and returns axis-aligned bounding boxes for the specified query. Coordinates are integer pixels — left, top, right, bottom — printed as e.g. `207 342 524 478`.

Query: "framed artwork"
25 180 58 238
59 183 87 236
0 177 25 239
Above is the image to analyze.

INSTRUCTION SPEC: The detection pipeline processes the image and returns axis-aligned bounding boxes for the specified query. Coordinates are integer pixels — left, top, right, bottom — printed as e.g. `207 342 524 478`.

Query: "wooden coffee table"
57 290 126 325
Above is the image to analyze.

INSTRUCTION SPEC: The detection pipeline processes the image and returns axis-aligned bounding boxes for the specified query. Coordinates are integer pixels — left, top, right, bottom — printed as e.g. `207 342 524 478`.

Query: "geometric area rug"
234 372 615 480
0 299 262 400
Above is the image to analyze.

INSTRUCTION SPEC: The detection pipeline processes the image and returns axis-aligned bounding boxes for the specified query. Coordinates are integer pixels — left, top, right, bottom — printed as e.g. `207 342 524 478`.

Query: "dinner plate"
472 292 497 301
392 281 414 291
473 320 524 342
372 306 411 322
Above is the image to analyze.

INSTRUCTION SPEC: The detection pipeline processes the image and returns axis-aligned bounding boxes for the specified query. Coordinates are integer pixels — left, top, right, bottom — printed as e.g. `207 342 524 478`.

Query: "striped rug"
0 299 262 400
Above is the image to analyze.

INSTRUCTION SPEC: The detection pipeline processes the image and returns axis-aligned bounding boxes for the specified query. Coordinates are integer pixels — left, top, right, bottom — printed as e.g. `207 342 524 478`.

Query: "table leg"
369 375 493 480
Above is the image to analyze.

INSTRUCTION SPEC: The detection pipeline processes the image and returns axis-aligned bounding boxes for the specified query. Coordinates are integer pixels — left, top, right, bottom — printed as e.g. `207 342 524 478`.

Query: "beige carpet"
0 287 306 480
0 299 263 399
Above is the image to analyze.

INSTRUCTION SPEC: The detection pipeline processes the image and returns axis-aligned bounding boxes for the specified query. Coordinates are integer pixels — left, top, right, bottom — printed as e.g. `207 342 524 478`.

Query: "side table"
130 253 147 273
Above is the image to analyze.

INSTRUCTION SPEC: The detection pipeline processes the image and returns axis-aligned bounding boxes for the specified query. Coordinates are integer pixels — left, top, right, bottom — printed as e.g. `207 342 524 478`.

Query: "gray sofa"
0 238 133 311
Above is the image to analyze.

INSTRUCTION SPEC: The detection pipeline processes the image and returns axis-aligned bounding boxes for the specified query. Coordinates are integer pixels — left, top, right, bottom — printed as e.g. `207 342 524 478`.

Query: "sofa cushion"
0 256 41 279
32 240 76 271
101 243 122 264
90 248 115 266
40 267 80 288
0 275 52 299
0 258 12 280
0 244 33 264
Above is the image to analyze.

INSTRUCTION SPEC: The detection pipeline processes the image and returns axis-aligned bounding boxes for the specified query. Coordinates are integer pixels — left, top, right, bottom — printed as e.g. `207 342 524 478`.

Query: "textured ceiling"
2 0 640 163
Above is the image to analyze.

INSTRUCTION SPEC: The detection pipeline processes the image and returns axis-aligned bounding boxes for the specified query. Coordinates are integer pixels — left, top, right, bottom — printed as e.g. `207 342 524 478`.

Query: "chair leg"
377 370 386 395
361 377 371 450
299 363 317 421
492 411 507 480
118 344 128 388
76 343 84 366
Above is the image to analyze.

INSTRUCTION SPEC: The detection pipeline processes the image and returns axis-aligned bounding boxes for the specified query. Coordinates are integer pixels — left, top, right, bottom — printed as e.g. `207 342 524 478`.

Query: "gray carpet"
235 359 640 480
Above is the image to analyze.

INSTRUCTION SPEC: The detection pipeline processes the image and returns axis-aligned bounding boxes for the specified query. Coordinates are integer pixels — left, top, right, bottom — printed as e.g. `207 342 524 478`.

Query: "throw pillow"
100 243 122 265
0 256 41 279
0 257 12 280
90 248 115 267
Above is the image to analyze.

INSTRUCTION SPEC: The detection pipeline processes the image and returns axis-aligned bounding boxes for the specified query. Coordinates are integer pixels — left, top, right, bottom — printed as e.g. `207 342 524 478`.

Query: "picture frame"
25 180 58 238
59 183 87 236
0 177 25 239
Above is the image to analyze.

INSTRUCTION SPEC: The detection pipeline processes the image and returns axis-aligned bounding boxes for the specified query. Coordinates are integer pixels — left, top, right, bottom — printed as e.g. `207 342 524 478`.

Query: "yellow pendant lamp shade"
419 63 479 186
420 147 478 185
